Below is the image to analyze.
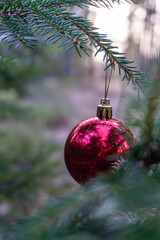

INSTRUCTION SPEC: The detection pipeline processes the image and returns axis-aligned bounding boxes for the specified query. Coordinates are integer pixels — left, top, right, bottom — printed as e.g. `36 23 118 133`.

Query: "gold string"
105 61 108 100
105 57 112 99
106 66 112 97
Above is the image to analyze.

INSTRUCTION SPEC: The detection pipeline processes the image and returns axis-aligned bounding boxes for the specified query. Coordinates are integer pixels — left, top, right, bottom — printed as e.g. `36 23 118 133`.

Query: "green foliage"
0 1 159 240
4 163 160 240
0 55 33 95
0 48 56 96
0 0 143 90
0 122 57 215
0 89 73 217
0 98 30 119
125 60 160 138
0 96 69 127
1 58 159 240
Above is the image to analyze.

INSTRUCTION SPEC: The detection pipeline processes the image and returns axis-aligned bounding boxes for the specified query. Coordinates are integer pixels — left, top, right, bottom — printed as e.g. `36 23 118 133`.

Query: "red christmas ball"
64 116 136 184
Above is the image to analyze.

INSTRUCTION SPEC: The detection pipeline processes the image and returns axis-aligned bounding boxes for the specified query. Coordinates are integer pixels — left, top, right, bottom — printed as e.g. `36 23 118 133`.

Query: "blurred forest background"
0 0 160 238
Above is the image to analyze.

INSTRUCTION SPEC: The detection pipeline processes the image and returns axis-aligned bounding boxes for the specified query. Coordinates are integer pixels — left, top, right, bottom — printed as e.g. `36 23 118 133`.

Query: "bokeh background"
0 0 159 217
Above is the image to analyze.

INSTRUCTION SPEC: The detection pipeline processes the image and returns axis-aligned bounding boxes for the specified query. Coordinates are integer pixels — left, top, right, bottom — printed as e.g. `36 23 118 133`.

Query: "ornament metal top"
97 97 112 120
64 98 136 185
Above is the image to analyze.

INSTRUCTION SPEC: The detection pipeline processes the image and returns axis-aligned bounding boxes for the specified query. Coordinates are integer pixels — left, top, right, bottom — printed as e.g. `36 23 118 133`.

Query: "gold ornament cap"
97 98 112 120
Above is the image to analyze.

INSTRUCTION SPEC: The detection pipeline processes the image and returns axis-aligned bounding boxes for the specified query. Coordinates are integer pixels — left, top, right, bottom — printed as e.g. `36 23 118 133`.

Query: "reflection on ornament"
64 98 136 184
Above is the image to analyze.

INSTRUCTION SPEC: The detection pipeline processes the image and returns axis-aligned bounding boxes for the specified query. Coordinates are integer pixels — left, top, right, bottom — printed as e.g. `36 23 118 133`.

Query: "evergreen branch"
0 13 37 48
25 7 90 56
1 15 25 44
0 0 135 14
48 0 136 8
0 9 26 15
0 0 143 89
28 0 136 9
62 15 143 88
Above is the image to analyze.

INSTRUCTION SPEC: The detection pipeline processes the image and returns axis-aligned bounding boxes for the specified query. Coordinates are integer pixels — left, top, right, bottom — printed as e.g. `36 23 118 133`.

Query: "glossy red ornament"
64 116 136 184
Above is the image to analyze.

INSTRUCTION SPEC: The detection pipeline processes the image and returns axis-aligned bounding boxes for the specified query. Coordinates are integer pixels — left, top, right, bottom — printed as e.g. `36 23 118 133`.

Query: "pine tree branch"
1 14 24 43
0 0 143 90
0 0 136 14
0 9 26 15
25 4 92 55
28 9 86 51
48 0 136 8
63 15 142 88
0 9 38 48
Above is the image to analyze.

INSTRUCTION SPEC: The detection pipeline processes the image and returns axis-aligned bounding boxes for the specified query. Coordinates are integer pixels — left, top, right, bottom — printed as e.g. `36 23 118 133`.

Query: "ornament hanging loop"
105 56 113 100
97 56 113 120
